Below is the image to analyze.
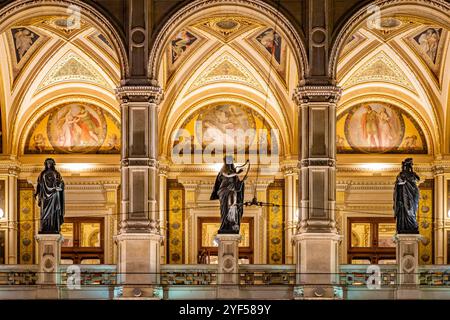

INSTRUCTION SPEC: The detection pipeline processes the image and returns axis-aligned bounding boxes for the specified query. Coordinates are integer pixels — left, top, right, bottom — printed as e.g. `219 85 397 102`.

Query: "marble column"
434 165 445 264
158 162 168 264
115 85 163 299
283 163 297 264
293 85 342 299
7 164 19 264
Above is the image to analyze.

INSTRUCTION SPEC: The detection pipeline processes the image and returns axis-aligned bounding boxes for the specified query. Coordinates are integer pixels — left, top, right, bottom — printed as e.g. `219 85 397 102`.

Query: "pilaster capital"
293 85 342 105
300 158 336 168
115 85 163 105
121 158 159 168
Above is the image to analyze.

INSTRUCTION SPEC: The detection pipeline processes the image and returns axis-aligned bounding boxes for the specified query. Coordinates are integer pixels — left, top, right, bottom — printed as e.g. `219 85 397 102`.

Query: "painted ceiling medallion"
342 51 416 92
189 53 263 92
32 16 88 39
365 16 417 41
193 16 260 42
37 51 110 91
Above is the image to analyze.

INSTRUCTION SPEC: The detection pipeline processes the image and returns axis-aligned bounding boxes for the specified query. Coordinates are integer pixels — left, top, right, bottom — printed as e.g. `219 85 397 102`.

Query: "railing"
339 264 398 287
59 265 117 286
239 264 296 285
0 265 38 285
419 265 450 286
160 264 218 285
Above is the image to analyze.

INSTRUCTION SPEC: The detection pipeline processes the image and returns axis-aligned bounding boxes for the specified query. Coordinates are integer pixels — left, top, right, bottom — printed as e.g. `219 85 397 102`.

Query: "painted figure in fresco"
74 106 101 145
171 30 196 63
13 28 35 60
404 135 418 150
256 28 282 64
34 158 65 234
61 111 82 150
361 105 381 149
393 158 420 234
378 107 395 148
33 133 47 153
418 28 440 62
210 156 250 234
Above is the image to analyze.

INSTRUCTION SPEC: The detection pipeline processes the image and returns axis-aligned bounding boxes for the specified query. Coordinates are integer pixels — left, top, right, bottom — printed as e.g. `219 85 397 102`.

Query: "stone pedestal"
36 234 62 285
115 233 163 299
216 234 240 299
293 233 342 299
395 234 421 299
35 234 62 299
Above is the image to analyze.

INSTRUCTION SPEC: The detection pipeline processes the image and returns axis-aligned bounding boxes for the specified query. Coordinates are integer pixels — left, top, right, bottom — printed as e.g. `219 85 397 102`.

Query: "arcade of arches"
0 0 449 299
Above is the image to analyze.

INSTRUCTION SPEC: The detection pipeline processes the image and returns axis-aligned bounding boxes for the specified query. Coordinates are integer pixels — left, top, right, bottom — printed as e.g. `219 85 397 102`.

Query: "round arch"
330 0 450 80
0 0 128 79
148 0 308 83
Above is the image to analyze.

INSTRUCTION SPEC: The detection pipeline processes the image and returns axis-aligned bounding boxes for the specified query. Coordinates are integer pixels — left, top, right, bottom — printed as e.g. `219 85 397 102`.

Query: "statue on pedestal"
394 158 419 234
34 158 65 234
210 156 249 234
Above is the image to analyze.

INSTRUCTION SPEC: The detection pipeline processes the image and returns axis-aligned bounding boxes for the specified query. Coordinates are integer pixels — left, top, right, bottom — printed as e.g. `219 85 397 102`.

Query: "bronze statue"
210 156 250 234
394 158 419 234
34 158 65 234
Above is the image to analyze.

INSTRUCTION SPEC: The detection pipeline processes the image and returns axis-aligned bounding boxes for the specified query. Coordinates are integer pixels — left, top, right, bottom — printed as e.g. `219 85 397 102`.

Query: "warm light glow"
211 163 223 172
359 163 391 170
0 208 4 219
60 163 93 171
447 209 450 219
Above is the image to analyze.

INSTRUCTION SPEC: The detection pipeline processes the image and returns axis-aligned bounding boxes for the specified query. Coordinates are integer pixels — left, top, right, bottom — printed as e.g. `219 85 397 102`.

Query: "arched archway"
148 0 308 83
0 0 128 79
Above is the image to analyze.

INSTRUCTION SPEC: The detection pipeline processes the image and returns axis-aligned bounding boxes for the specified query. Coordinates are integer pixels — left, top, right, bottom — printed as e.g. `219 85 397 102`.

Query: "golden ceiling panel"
5 26 50 86
192 16 261 42
364 17 417 41
85 31 118 61
403 26 448 82
29 16 89 40
188 52 264 92
37 50 110 92
342 51 416 93
339 32 367 60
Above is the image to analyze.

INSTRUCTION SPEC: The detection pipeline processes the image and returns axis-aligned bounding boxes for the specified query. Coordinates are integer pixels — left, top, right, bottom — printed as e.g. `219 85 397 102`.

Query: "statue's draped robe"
210 165 244 234
36 169 65 234
394 171 419 234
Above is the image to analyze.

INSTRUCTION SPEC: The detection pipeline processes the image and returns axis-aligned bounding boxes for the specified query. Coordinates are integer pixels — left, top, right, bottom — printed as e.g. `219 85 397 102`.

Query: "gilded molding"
115 85 163 104
293 85 342 104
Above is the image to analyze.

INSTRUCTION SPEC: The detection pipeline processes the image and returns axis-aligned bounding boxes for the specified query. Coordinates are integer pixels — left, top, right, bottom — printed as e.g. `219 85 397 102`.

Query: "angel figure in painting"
393 158 420 234
210 156 250 234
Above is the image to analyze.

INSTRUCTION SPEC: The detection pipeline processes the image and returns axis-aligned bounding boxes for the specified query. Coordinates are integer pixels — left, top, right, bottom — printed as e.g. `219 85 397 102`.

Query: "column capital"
115 85 163 104
293 85 342 105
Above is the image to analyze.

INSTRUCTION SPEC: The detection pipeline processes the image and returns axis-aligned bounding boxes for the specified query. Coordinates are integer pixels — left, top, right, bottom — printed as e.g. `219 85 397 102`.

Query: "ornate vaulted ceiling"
0 14 120 155
337 15 450 155
157 15 300 158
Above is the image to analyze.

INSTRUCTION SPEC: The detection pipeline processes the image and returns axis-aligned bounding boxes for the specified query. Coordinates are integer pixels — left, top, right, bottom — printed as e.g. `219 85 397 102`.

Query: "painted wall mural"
267 181 284 264
174 103 275 155
256 28 282 64
24 103 120 154
171 30 197 64
405 26 447 79
418 180 433 265
167 181 184 264
336 102 427 154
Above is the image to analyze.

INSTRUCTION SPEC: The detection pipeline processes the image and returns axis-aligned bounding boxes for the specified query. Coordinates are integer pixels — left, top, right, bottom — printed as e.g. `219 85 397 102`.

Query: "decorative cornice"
115 85 163 104
121 158 159 168
293 85 342 104
300 158 336 168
